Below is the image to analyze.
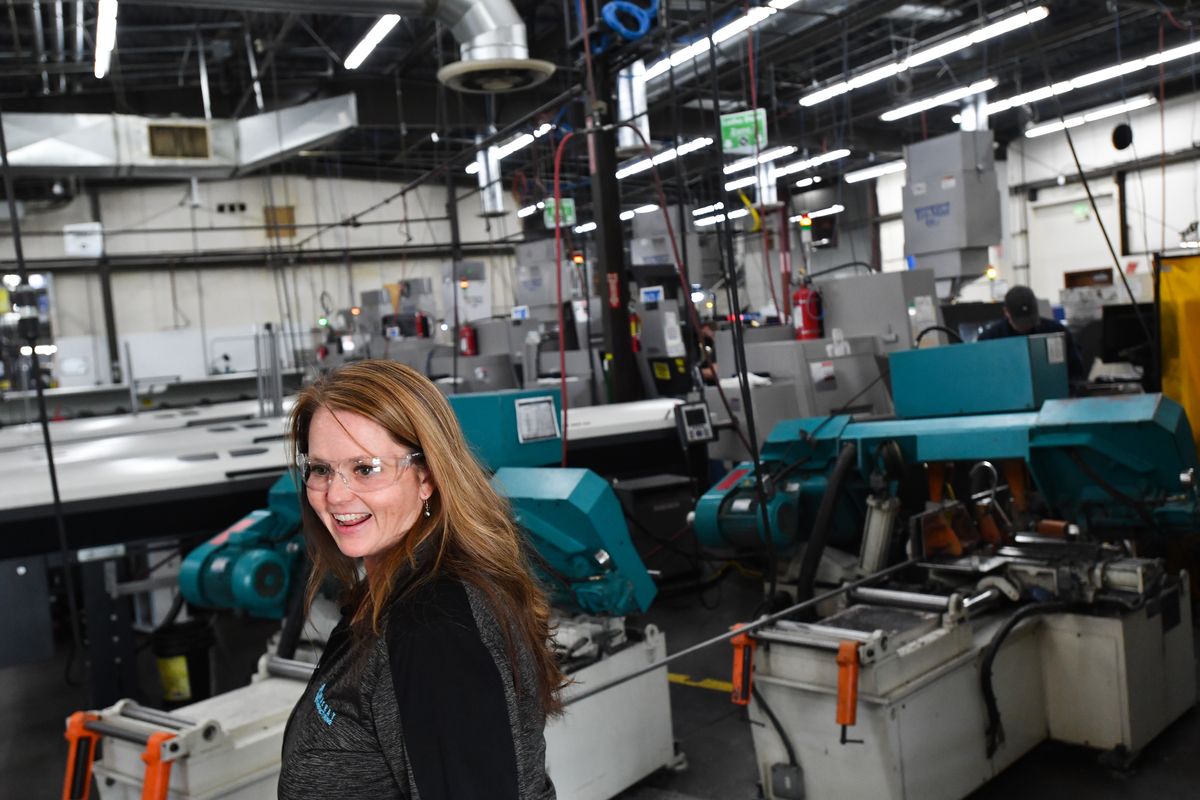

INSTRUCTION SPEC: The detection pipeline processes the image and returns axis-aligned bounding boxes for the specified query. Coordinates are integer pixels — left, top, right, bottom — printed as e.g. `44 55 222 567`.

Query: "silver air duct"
616 59 649 156
130 0 554 94
475 129 506 217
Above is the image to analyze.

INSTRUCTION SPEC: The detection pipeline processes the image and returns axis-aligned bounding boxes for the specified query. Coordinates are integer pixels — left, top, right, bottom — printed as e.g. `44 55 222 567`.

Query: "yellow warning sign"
653 362 671 380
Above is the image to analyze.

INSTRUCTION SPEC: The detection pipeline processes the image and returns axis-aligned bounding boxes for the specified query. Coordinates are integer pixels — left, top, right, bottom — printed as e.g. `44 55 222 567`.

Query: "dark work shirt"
976 317 1085 382
278 576 555 800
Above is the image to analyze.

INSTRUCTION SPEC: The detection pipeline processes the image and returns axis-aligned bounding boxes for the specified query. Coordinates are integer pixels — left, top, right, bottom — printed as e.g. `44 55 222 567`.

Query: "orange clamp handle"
835 640 862 727
730 624 757 706
62 711 101 800
140 731 176 800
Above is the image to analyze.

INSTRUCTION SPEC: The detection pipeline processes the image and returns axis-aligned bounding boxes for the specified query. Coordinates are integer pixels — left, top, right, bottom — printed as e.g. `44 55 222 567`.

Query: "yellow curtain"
1160 255 1200 458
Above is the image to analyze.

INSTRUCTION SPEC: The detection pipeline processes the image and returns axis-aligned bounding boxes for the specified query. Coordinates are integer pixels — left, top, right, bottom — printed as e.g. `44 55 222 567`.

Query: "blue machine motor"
180 475 303 618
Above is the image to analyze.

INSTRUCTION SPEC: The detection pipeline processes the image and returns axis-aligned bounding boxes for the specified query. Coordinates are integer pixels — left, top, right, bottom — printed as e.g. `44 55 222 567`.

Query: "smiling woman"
280 360 564 800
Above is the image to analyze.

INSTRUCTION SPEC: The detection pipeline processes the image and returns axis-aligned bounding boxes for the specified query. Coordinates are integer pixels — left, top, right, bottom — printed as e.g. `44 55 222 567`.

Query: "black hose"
795 442 858 611
1064 448 1158 531
981 601 1073 758
275 557 312 661
808 261 874 280
752 684 798 767
915 325 964 345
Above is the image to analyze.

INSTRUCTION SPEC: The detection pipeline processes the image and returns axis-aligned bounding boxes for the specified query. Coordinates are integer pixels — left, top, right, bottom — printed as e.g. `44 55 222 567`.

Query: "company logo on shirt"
314 683 337 726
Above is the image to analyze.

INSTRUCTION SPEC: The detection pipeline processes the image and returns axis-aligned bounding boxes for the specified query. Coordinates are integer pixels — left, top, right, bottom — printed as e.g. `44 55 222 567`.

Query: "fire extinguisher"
414 311 429 338
458 323 478 356
629 310 641 353
792 283 823 340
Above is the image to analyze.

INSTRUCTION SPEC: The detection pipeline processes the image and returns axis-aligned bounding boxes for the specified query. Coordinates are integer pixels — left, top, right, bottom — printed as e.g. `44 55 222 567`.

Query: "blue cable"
600 0 659 42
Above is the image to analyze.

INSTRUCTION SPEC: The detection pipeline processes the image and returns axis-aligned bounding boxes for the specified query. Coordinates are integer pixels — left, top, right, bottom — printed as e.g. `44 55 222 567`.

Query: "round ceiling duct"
438 58 555 93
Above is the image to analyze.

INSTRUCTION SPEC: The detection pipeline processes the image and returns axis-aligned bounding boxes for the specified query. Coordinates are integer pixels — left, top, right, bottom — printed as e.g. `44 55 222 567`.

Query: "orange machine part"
1036 519 1071 538
927 463 946 504
836 641 862 727
140 731 177 800
62 711 101 800
730 624 757 707
1004 461 1028 513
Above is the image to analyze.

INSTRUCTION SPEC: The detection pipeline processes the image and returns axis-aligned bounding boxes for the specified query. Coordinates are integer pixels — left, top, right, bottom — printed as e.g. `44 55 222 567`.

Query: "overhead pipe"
121 0 554 93
29 0 49 94
73 1 84 64
52 0 66 92
616 59 650 156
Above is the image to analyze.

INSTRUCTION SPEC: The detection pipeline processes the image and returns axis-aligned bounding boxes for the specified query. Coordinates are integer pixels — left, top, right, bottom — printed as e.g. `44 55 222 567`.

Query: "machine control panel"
675 401 717 446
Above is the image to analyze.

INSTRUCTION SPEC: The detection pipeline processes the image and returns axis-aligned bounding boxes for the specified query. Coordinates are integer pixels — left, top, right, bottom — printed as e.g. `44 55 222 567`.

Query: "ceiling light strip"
879 79 997 122
344 15 401 70
799 5 1047 108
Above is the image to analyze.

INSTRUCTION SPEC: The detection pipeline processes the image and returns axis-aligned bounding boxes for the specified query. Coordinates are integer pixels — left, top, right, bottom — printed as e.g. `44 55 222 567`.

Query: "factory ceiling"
0 1 1195 209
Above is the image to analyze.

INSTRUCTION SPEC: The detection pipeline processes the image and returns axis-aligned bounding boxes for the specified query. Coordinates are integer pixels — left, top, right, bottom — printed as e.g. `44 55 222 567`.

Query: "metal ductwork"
2 93 357 178
132 0 554 93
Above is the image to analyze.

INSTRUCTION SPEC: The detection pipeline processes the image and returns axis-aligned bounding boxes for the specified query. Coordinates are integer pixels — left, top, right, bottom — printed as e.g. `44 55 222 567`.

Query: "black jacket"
279 576 555 799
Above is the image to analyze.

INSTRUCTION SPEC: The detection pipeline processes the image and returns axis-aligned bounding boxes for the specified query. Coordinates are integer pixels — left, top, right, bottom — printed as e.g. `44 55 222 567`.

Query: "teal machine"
181 388 656 618
695 334 1200 554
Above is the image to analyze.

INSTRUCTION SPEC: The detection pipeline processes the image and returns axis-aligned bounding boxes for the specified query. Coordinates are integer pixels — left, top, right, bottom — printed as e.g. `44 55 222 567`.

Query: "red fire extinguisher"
458 323 478 356
792 283 823 340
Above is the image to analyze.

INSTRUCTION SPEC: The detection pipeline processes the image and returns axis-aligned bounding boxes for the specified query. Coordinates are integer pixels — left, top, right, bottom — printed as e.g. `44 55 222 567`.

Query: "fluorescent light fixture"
724 175 758 192
430 131 440 143
691 290 707 303
694 214 727 227
775 148 851 178
94 0 118 79
879 78 997 122
534 123 554 138
634 204 658 214
845 160 907 183
795 177 818 188
517 204 539 218
574 222 597 234
789 203 844 222
620 210 636 221
727 208 750 219
1024 95 1156 138
465 162 480 175
799 6 1046 108
644 4 781 81
986 41 1200 118
462 128 550 175
693 202 724 216
723 146 798 175
614 137 713 180
344 14 400 70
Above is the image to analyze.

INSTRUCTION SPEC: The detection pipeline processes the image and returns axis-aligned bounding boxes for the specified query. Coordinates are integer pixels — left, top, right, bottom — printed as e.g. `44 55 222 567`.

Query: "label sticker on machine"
607 273 621 308
940 175 957 190
639 285 665 305
511 305 530 320
663 310 686 357
1046 336 1065 364
716 467 750 491
809 360 836 387
653 362 672 380
515 396 561 443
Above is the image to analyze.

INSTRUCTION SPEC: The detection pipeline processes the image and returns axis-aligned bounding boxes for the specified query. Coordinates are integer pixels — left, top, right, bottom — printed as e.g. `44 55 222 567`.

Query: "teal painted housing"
696 344 1199 551
492 467 657 616
890 335 1069 418
180 474 303 618
448 389 561 471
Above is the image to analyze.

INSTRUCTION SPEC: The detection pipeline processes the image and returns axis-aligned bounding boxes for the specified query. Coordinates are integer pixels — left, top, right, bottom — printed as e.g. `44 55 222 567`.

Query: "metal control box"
889 335 1069 418
902 130 1001 279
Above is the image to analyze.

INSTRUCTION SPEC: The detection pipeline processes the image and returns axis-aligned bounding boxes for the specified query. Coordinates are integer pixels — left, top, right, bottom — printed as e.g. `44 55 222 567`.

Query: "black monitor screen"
684 407 707 427
1101 303 1155 363
940 302 1007 343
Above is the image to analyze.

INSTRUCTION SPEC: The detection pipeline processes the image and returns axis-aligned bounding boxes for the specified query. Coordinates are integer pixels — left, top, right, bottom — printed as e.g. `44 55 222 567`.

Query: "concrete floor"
4 572 1199 800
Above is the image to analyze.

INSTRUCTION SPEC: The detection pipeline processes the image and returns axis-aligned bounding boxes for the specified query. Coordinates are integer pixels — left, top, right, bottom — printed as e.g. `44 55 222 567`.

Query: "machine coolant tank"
492 467 656 616
179 475 303 618
889 335 1068 418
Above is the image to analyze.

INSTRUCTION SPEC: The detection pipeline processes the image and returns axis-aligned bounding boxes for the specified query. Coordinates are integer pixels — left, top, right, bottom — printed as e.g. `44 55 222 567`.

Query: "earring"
423 497 431 518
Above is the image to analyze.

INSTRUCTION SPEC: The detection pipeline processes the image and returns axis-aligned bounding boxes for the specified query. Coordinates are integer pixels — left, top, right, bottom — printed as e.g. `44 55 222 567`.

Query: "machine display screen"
685 407 707 427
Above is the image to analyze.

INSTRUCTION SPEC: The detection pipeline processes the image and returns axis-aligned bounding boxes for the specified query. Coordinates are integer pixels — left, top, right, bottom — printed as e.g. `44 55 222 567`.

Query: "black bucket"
151 620 215 709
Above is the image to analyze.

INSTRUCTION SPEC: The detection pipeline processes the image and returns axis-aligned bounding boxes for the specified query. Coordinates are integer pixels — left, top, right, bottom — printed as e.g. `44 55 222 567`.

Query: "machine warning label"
1046 336 1065 364
915 202 951 227
653 362 672 380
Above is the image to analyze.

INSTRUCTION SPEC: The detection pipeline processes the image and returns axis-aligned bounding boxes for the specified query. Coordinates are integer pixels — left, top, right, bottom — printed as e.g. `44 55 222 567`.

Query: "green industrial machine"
696 336 1200 553
181 388 658 618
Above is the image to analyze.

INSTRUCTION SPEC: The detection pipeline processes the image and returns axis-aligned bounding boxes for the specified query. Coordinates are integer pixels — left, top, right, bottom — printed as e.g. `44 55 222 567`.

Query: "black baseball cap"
1004 286 1039 330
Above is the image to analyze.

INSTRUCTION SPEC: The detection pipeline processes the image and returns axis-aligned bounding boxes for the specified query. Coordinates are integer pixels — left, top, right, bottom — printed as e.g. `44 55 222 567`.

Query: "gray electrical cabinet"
816 269 944 352
902 130 1001 280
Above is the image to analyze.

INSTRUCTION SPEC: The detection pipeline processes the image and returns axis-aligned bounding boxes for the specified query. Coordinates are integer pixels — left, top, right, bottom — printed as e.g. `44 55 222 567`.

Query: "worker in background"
978 285 1085 384
698 321 718 385
279 361 563 800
